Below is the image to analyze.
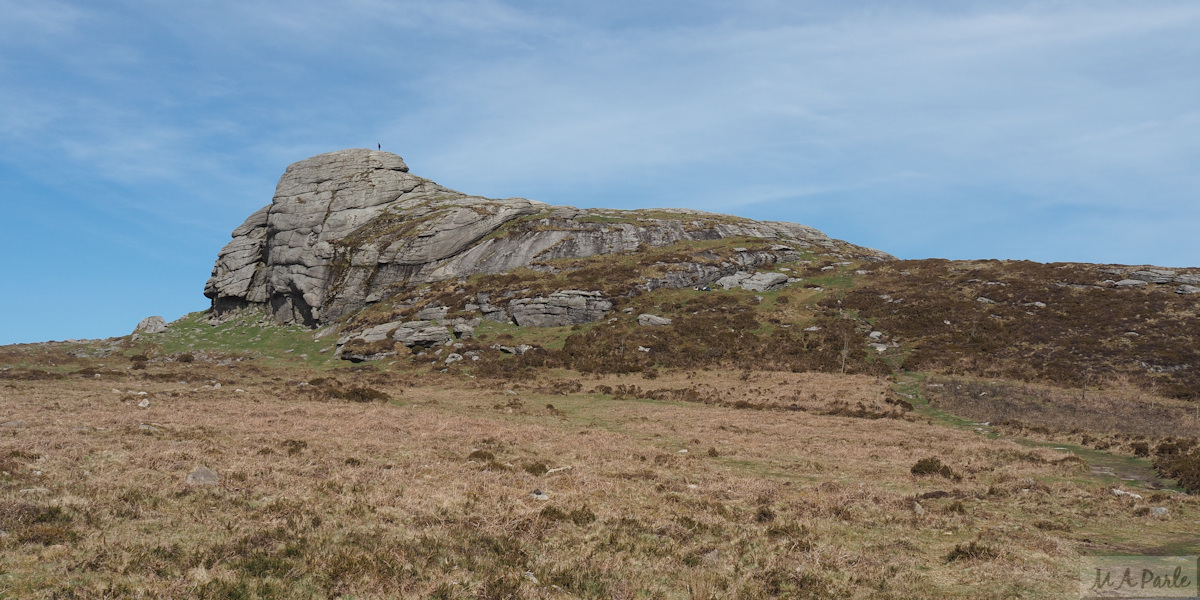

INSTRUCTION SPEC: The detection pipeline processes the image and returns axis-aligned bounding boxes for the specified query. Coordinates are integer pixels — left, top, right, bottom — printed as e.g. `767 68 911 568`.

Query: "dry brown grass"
1 360 1197 598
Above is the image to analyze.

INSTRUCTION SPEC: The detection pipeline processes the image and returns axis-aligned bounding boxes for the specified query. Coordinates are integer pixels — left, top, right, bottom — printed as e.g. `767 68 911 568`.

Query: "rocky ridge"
205 149 893 335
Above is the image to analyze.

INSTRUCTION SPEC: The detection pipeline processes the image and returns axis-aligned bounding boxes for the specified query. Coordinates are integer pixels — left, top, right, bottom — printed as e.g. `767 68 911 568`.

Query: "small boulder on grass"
911 457 960 481
185 466 220 486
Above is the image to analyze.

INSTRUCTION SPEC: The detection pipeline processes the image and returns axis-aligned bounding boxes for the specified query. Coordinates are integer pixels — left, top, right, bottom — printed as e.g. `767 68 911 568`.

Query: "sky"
2 0 1198 344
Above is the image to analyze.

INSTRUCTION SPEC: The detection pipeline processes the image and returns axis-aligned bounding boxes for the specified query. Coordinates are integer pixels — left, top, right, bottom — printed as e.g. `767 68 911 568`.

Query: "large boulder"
205 149 894 326
509 291 613 327
392 322 454 347
638 314 672 326
134 316 168 334
741 272 789 292
715 271 789 292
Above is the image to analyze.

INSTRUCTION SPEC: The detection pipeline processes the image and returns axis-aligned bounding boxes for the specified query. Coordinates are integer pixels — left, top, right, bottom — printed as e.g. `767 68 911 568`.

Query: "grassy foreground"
3 349 1198 598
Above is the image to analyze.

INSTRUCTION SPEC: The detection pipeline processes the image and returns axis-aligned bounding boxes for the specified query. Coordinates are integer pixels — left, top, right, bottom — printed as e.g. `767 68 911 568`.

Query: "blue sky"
2 1 1198 344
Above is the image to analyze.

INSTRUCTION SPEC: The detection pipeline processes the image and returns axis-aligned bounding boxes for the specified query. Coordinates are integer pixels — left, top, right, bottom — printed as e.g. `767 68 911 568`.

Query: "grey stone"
415 306 449 321
1149 506 1169 518
205 150 893 327
509 291 612 327
1128 269 1176 284
1114 279 1149 288
445 353 464 364
637 314 672 326
391 322 453 347
1176 285 1200 295
480 304 510 323
1175 274 1200 285
1 420 28 428
716 272 750 289
976 297 996 304
493 344 534 355
869 331 883 340
453 323 475 339
185 466 220 486
740 272 789 292
134 316 168 334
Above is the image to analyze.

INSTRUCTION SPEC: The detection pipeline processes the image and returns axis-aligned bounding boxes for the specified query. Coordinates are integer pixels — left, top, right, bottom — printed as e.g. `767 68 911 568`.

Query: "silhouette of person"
377 143 381 150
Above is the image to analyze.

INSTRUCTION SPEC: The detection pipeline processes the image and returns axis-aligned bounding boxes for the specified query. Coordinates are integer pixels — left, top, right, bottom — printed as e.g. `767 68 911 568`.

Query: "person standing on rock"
377 143 381 150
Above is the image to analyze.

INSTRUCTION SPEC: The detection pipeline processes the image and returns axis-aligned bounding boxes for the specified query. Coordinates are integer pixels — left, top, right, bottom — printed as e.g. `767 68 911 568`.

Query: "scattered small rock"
2 420 28 429
139 424 160 433
137 399 150 408
1149 506 1169 518
530 489 549 501
1111 488 1142 500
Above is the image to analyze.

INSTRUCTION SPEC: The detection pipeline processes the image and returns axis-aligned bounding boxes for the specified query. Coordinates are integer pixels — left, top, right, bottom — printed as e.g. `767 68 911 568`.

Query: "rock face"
206 149 894 326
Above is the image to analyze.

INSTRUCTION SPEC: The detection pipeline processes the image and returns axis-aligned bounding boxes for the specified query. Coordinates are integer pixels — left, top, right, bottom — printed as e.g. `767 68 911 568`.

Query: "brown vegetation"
1 356 1197 598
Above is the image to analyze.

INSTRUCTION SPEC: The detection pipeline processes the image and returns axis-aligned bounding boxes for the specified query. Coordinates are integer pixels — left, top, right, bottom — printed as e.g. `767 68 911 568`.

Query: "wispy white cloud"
0 1 1198 322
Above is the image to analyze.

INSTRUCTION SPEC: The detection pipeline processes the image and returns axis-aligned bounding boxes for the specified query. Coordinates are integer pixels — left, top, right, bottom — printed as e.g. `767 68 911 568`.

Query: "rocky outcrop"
334 319 459 361
206 149 894 326
1128 269 1176 284
509 291 613 327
